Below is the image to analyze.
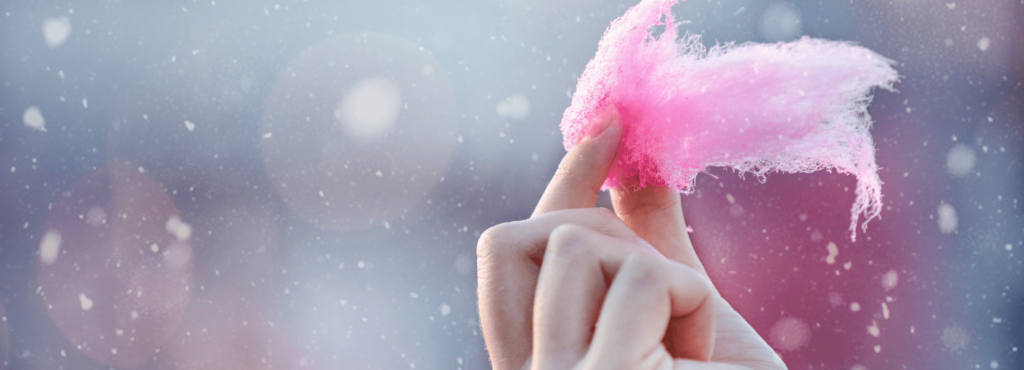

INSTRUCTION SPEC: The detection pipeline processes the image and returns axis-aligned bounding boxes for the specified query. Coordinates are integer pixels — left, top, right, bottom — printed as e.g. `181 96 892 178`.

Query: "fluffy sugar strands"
561 0 898 241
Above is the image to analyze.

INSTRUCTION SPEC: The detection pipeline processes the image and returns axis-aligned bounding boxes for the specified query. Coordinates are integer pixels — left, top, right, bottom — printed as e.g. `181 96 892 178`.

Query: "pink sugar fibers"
561 0 898 241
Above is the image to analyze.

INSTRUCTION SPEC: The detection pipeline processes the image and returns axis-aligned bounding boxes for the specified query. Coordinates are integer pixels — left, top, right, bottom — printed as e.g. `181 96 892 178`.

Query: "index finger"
532 107 622 217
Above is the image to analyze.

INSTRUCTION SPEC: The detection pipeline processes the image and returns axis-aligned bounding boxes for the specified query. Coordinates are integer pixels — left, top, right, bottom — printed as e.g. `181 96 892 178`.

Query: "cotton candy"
561 0 898 241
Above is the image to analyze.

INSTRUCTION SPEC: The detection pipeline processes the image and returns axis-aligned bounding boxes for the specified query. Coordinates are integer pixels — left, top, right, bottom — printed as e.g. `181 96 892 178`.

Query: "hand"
477 109 788 369
478 104 716 368
479 209 717 370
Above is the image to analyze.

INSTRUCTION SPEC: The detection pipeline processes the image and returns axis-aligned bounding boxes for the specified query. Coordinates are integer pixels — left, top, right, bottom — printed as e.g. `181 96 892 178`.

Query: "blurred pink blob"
148 202 299 370
769 316 812 352
562 0 898 240
37 161 193 368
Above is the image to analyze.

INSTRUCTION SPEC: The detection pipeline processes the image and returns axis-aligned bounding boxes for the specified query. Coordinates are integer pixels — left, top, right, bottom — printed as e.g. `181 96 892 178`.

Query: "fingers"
533 108 622 217
584 254 716 368
611 185 706 275
529 226 715 370
476 208 636 370
532 225 655 369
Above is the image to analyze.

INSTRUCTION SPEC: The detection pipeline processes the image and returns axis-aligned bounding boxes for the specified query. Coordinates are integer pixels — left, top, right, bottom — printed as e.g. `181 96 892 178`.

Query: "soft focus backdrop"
0 1 1021 369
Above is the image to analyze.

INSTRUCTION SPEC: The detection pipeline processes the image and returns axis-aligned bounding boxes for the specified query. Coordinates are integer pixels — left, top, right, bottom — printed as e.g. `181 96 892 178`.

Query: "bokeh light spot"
945 144 976 177
336 76 403 143
496 94 530 120
937 202 958 234
940 323 970 352
769 316 811 352
977 36 991 51
759 3 802 42
825 242 839 265
42 16 71 48
22 106 46 131
78 293 94 311
881 269 899 291
38 229 62 265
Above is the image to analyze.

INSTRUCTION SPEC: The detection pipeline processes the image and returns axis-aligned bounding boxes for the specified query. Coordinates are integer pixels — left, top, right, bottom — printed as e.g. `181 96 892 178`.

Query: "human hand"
477 108 787 369
478 110 716 369
479 209 717 370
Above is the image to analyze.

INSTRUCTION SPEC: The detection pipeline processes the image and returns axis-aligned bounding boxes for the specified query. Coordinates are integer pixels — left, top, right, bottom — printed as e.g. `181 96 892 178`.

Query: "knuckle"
619 254 666 288
577 207 632 239
546 224 592 258
476 223 513 261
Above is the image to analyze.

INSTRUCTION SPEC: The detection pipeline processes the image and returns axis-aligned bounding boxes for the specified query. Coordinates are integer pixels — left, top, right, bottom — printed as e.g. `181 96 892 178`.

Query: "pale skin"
477 110 789 370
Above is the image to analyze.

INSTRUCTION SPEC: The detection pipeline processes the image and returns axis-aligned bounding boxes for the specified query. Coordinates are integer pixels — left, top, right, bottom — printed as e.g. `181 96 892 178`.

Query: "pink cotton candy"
562 0 898 241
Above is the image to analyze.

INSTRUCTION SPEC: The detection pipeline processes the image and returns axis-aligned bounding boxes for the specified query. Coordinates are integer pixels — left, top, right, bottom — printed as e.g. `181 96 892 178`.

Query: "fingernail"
583 107 620 140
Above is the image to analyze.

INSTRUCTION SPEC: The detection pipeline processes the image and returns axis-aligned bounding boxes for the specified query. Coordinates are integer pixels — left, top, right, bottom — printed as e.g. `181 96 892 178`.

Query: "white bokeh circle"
336 76 404 143
760 2 802 42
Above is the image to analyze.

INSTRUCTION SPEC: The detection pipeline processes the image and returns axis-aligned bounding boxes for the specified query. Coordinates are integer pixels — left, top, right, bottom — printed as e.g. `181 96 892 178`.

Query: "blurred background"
0 0 1021 369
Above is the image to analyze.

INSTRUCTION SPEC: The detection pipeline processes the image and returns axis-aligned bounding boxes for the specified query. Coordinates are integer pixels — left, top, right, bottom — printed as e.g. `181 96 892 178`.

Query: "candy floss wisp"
561 0 898 241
